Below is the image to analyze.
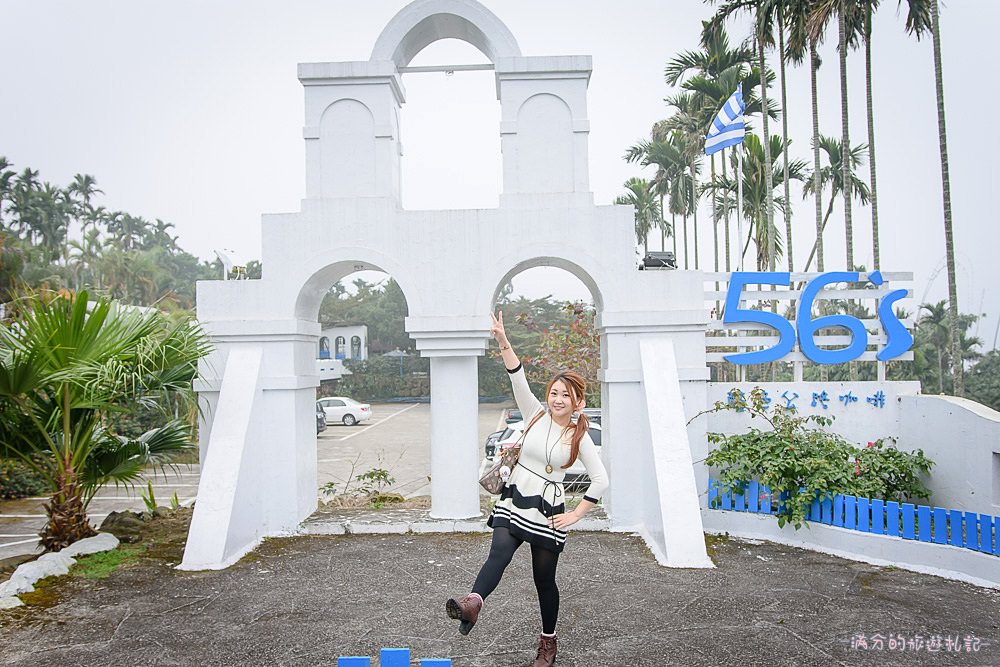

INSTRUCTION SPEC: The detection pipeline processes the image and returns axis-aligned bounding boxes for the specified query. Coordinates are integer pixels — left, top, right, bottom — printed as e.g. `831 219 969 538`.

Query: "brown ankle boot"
532 634 557 666
445 593 483 635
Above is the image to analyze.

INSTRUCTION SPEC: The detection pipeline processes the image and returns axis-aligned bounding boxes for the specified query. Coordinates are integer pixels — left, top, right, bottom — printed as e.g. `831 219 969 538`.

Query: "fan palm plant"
0 290 210 550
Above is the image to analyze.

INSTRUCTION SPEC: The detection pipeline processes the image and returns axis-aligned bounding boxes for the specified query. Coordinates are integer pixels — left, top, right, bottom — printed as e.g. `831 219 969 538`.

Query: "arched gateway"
182 0 713 571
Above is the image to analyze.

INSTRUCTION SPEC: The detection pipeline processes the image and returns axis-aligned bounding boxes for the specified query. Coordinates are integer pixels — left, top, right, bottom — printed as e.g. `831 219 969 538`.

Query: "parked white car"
318 397 372 426
479 420 603 493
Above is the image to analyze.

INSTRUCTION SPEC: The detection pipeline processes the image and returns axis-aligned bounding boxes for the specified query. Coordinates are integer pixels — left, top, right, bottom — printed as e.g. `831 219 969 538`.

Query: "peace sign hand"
490 310 509 346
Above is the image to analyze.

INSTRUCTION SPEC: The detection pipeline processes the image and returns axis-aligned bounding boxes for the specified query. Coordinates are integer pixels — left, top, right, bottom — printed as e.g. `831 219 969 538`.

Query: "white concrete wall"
897 395 1000 515
705 381 922 447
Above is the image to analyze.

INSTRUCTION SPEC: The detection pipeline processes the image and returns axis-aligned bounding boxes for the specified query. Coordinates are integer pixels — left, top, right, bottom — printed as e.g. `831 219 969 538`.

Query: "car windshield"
342 398 359 405
499 428 518 441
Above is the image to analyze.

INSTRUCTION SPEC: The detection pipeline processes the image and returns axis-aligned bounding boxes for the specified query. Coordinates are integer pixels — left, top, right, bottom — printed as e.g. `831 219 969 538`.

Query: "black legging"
471 526 560 634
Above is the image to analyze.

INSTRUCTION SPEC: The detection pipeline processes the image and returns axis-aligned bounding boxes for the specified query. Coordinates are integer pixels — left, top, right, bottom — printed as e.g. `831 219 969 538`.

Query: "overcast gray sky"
2 1 997 348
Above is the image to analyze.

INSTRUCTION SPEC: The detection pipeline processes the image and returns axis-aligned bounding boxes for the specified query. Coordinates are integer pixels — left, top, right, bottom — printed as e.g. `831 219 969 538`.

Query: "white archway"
184 0 712 572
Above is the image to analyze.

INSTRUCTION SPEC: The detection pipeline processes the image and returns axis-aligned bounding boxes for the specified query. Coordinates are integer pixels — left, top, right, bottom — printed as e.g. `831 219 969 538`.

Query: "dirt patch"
321 494 431 510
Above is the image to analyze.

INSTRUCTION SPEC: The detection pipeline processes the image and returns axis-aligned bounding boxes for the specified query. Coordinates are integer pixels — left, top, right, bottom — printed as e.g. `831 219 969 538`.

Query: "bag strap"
502 407 545 451
519 407 545 440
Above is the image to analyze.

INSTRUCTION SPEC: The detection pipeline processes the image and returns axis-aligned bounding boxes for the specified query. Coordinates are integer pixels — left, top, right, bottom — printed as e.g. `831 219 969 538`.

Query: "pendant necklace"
542 420 559 474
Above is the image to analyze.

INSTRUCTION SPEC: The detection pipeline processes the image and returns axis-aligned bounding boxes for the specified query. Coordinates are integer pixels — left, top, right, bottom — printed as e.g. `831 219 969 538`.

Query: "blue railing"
337 648 450 666
708 478 999 556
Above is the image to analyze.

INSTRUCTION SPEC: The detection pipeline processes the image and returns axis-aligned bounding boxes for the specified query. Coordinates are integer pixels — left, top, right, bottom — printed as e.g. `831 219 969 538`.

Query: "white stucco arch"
290 248 422 323
485 253 606 315
371 0 521 68
185 0 712 572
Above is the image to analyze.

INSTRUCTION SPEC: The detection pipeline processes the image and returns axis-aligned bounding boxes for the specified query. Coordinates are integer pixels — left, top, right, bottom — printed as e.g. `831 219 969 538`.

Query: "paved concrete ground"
0 519 997 666
0 402 508 561
317 402 508 499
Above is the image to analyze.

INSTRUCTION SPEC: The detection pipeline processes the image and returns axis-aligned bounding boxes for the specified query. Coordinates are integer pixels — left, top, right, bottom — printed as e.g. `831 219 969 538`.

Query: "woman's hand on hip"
550 511 580 531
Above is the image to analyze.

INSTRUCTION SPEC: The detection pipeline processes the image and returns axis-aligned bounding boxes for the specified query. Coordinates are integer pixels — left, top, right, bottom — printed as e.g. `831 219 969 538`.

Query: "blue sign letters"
722 271 913 366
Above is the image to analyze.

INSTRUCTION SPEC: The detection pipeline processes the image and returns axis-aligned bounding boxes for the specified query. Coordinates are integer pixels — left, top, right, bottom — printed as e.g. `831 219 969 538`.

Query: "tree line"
0 158 228 310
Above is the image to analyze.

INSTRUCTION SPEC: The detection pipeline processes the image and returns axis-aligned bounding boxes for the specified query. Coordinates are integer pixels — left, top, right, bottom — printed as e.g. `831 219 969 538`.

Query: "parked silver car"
318 396 372 426
316 401 328 435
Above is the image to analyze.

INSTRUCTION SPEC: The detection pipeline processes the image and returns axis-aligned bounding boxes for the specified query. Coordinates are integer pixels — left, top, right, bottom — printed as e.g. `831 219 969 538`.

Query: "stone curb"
0 532 120 609
300 517 610 536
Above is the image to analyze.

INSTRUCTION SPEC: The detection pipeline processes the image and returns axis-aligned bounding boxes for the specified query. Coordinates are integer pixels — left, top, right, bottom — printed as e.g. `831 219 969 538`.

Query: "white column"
429 355 482 519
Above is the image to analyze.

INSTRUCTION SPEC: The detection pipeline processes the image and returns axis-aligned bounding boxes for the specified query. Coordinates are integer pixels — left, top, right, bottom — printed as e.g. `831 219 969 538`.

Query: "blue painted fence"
708 478 999 556
337 648 451 666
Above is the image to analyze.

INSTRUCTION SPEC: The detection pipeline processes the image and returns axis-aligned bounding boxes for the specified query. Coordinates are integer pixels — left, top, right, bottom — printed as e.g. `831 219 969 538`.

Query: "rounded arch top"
371 0 521 69
291 249 423 324
488 255 606 316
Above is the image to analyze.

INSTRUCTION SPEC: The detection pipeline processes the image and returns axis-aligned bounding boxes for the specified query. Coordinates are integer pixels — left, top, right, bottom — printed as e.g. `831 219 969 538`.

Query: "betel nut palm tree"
615 177 661 254
623 137 681 251
800 135 870 273
0 290 210 551
705 132 808 271
707 0 780 271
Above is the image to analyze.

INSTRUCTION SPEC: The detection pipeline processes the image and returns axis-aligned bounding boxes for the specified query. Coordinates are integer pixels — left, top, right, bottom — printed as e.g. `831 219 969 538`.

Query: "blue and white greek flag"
704 85 746 156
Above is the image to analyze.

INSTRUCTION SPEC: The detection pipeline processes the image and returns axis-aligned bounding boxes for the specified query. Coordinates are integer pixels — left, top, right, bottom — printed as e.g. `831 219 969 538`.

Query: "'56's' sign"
722 270 913 366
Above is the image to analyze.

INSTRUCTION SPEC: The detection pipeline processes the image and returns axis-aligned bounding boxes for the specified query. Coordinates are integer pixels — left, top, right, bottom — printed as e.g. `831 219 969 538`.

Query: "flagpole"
737 142 744 272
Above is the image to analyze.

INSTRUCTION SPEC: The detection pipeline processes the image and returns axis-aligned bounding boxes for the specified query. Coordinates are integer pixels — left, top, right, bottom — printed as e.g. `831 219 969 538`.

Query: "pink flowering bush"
700 386 933 529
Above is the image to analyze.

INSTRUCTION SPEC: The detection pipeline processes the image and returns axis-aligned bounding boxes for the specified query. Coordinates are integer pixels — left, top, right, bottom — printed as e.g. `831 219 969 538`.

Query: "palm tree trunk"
41 384 96 551
839 11 854 270
41 469 96 551
712 155 720 315
672 213 678 259
810 41 824 272
865 7 880 269
683 213 689 270
660 192 666 251
801 192 837 273
722 149 731 272
691 163 700 270
937 345 945 394
778 11 793 272
757 13 776 271
712 155 719 274
931 1 963 396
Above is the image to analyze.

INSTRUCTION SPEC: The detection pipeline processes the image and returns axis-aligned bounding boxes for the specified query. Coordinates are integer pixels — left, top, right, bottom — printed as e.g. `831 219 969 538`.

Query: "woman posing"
446 310 609 667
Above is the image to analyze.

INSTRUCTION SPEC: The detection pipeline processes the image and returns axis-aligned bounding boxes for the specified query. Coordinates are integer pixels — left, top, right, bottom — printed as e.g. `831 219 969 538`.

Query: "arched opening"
303 266 432 507
319 336 331 359
399 38 501 210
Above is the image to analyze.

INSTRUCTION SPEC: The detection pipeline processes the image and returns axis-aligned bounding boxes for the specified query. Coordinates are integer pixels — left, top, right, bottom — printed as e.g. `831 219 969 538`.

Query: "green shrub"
0 455 50 499
702 386 933 529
